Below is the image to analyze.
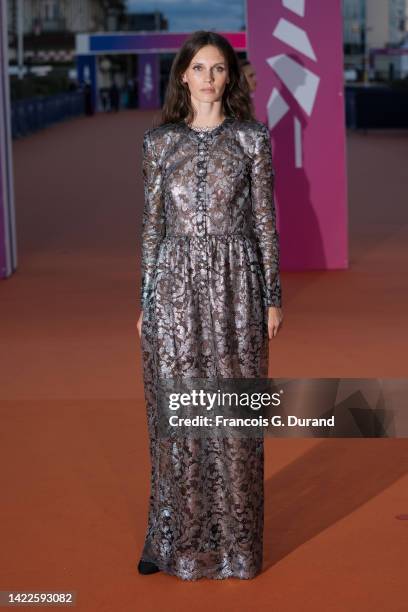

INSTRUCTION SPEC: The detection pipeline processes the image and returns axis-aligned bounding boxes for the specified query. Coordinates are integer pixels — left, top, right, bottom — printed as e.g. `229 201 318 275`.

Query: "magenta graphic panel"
138 53 160 110
247 0 348 270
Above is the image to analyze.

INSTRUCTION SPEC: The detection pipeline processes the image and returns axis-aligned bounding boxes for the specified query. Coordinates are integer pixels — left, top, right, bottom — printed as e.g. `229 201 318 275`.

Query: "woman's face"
181 45 229 105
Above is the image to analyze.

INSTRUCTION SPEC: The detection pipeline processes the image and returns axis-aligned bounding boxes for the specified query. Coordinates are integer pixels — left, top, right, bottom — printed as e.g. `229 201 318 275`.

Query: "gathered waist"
163 232 254 240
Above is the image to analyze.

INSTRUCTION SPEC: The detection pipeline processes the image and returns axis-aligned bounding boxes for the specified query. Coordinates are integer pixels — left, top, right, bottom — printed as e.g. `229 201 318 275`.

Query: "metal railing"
11 90 85 139
345 85 408 129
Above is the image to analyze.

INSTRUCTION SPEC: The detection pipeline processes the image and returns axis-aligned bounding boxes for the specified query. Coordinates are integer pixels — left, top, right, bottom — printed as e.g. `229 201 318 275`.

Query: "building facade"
342 0 408 77
366 0 406 49
7 0 125 64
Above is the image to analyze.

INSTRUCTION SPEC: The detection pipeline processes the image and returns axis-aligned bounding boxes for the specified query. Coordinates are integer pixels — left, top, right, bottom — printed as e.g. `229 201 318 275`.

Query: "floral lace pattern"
139 117 282 580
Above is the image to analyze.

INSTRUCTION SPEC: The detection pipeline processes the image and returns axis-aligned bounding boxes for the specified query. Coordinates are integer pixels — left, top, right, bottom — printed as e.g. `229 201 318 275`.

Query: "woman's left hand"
268 306 284 340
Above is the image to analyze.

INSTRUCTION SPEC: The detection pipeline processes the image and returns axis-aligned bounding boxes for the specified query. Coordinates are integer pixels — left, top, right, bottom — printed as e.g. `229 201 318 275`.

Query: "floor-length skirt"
139 235 269 580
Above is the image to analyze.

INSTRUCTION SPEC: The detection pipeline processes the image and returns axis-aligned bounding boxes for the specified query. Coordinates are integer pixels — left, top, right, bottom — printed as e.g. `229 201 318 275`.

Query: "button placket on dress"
191 129 222 380
195 131 211 292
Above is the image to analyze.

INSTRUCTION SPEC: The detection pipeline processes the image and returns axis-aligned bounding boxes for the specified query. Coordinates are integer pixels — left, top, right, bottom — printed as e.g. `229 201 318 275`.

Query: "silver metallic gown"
139 116 282 580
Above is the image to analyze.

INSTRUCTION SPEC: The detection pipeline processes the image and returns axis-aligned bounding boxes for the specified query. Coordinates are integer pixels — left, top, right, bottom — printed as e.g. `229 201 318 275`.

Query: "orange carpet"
0 111 407 611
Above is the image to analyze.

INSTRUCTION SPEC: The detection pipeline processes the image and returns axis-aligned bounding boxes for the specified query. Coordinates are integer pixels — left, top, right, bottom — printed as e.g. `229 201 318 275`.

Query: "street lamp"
17 0 24 79
362 26 373 84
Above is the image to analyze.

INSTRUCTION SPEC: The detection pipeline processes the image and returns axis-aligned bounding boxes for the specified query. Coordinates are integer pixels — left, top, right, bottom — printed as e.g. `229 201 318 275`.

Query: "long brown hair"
159 31 254 126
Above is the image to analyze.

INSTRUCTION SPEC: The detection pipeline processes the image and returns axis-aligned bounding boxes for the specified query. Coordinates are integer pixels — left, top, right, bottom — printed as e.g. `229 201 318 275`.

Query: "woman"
239 58 257 119
239 58 258 94
137 30 283 581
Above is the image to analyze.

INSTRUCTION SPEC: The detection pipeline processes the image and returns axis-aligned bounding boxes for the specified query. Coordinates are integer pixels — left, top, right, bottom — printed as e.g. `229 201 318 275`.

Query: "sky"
125 0 246 32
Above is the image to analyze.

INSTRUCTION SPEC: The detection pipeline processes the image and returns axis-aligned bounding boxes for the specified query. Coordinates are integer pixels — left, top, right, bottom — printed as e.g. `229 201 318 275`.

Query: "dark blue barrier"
11 91 85 139
345 85 408 129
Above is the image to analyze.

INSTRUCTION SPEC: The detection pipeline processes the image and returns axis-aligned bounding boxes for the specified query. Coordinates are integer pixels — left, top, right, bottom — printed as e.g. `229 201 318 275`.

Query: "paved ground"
0 111 407 611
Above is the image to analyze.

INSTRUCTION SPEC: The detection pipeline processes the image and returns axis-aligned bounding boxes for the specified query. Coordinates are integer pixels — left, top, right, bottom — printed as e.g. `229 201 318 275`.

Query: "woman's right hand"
137 310 144 339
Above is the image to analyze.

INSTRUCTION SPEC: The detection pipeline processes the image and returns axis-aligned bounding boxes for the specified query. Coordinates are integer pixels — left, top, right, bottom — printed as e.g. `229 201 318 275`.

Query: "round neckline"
181 116 233 137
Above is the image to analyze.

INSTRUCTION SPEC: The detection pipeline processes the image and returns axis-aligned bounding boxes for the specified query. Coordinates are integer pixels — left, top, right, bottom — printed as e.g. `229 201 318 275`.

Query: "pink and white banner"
0 1 17 279
246 0 348 270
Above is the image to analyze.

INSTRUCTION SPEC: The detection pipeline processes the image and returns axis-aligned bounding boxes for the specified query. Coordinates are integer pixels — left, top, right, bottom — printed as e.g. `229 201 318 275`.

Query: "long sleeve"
140 129 165 310
250 123 282 308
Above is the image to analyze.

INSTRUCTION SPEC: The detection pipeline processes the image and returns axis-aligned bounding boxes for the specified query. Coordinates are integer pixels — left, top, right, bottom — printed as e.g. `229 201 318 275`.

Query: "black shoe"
137 559 161 575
